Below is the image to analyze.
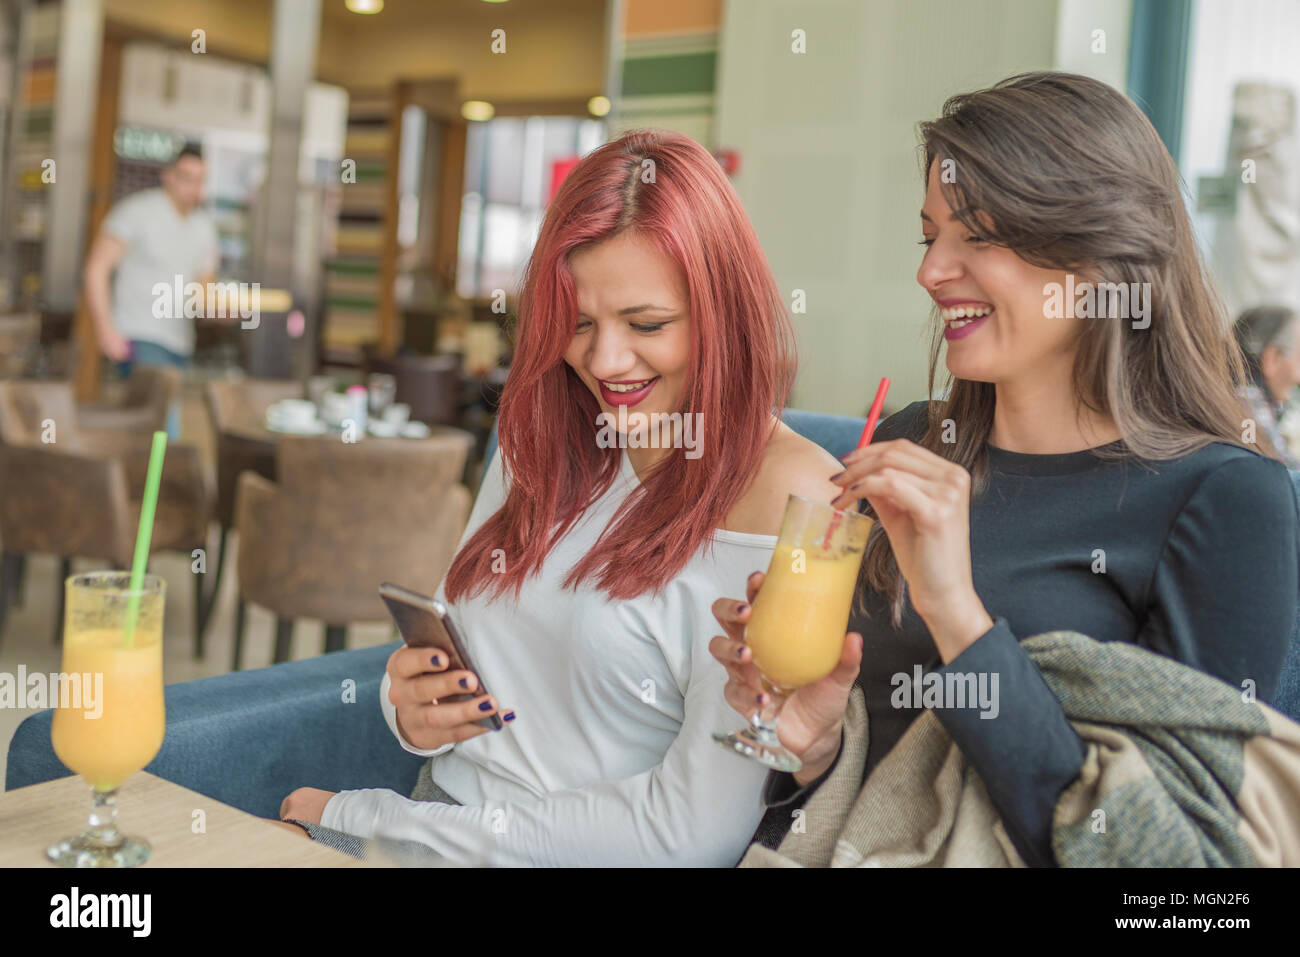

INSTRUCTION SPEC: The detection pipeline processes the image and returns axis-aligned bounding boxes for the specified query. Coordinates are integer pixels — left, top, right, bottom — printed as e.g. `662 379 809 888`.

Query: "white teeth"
940 305 992 323
602 378 655 393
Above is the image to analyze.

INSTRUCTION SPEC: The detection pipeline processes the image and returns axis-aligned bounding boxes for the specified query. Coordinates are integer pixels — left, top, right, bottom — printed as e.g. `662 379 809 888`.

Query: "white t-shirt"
101 187 219 356
320 448 777 866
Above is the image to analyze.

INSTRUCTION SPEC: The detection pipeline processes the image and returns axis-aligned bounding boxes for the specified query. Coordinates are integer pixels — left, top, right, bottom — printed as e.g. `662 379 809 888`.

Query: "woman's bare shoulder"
723 421 843 536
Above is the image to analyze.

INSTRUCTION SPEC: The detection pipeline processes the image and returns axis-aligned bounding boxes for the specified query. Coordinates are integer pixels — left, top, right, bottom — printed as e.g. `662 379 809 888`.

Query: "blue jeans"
116 339 189 441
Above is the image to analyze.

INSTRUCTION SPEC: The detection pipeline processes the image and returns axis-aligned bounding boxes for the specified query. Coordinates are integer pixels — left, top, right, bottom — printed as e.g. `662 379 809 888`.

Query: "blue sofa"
8 408 1300 822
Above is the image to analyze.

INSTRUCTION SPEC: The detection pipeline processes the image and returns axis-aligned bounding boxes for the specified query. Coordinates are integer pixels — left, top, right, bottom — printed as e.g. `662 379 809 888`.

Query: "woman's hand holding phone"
386 645 512 750
709 572 862 786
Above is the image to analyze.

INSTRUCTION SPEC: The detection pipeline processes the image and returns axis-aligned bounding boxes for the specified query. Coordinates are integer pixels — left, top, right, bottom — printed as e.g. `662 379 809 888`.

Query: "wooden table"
0 772 367 867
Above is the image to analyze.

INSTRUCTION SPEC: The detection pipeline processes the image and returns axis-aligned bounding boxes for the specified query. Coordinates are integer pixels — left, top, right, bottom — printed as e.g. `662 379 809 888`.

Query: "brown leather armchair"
77 366 182 433
232 429 473 669
201 379 303 640
0 380 212 649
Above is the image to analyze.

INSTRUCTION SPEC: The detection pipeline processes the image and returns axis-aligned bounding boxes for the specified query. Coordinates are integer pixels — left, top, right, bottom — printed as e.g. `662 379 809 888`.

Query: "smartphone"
378 582 503 732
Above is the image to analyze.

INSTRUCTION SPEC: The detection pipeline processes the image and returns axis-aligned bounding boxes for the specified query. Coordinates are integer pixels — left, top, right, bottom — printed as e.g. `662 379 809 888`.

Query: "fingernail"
735 646 747 660
478 700 493 712
755 693 764 705
459 678 470 689
503 711 516 722
736 603 749 615
830 471 846 482
430 654 441 667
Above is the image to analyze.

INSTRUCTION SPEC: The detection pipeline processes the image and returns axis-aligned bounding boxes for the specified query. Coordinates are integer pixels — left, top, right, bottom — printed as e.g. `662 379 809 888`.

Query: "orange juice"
51 628 165 792
746 540 866 689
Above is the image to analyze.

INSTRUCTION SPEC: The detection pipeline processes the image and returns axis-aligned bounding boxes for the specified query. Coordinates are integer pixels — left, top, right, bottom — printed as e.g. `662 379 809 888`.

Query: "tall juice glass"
714 495 872 771
47 571 165 867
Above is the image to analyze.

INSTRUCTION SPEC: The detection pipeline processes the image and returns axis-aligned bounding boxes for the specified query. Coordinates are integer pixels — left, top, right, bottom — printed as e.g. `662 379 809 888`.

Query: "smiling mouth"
597 376 660 408
939 303 993 328
600 377 657 393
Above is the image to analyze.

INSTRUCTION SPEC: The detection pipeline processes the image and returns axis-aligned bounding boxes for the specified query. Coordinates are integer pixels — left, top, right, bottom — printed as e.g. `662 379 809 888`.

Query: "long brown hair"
863 71 1267 624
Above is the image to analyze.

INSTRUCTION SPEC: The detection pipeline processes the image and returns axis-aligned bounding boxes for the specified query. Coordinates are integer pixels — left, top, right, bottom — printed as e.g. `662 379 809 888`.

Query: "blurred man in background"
83 142 219 440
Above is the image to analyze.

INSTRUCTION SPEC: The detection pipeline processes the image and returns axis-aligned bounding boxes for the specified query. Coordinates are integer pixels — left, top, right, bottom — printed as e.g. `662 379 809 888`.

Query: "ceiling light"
461 100 495 122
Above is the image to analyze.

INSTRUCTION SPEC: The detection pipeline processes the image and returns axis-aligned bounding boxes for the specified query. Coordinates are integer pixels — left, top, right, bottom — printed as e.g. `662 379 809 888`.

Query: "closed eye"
574 317 675 333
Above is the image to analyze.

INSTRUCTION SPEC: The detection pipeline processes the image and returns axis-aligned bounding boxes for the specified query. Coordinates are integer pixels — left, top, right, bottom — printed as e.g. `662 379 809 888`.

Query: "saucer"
265 417 327 435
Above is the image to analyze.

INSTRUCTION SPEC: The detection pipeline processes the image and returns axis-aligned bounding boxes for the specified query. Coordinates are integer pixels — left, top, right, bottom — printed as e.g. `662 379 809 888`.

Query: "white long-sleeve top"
320 448 776 866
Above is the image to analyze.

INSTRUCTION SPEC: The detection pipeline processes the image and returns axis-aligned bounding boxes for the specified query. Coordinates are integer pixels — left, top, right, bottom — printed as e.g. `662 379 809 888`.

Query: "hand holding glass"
714 495 871 771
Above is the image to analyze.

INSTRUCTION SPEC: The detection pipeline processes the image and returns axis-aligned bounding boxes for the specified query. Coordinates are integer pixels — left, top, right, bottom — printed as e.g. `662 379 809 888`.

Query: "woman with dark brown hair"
710 72 1299 867
1234 305 1300 469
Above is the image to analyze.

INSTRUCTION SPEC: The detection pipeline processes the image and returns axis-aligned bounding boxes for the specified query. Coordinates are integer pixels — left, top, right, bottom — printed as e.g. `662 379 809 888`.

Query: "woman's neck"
989 377 1122 454
626 443 673 480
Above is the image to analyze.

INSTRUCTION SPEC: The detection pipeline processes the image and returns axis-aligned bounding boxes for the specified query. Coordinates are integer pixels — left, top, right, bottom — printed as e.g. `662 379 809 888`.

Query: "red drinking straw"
822 376 891 549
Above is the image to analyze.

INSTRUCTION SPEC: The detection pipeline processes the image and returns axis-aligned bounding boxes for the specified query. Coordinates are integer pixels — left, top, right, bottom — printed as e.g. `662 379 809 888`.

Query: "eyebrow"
919 207 975 224
578 304 678 318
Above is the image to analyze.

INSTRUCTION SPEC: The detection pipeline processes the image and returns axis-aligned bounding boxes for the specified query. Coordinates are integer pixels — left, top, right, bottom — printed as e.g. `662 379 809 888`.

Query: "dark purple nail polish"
459 678 470 689
503 711 516 722
736 603 749 615
430 654 441 667
478 700 493 712
735 646 746 660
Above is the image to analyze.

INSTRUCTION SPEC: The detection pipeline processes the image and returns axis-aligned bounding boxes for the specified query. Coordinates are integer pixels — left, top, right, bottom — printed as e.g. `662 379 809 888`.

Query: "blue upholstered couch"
7 408 1300 822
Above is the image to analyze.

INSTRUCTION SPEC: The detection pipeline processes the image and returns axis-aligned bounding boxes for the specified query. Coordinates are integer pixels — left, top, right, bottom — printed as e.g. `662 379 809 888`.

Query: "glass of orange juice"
47 571 165 867
714 495 872 772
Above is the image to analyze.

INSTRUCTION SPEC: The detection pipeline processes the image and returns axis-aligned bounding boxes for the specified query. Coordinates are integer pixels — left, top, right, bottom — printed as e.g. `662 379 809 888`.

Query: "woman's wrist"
793 726 843 787
915 588 994 663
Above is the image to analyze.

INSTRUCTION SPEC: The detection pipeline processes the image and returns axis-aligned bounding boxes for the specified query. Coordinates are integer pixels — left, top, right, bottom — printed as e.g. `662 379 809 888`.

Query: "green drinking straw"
122 431 168 648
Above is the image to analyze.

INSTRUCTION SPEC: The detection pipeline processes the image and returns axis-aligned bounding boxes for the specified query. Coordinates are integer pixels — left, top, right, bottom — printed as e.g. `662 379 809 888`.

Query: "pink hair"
445 130 795 603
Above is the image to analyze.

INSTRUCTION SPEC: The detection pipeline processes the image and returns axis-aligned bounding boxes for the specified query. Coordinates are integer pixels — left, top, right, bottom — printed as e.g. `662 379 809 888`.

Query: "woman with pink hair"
274 129 842 866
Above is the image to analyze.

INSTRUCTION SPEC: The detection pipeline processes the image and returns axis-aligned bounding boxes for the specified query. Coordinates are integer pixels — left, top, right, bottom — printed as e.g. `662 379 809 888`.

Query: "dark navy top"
759 400 1299 866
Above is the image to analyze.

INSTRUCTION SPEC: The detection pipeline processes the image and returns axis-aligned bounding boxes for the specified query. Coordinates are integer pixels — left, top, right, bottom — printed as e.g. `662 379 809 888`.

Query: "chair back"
237 429 475 622
204 378 303 434
0 381 133 563
0 380 79 447
123 365 182 411
206 379 303 528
